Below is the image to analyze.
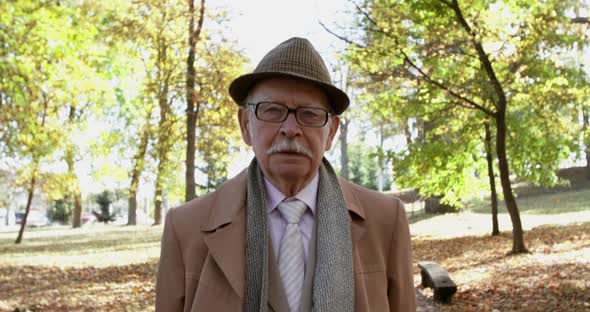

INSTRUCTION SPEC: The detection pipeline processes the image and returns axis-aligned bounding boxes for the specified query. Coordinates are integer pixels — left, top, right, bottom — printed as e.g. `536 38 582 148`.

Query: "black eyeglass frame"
246 101 333 128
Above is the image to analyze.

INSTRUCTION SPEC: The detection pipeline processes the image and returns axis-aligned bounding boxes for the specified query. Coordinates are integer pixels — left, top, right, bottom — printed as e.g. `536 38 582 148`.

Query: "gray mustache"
267 140 312 158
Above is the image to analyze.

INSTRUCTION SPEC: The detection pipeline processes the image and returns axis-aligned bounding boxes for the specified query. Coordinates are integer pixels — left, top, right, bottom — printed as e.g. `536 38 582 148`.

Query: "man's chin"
269 156 311 175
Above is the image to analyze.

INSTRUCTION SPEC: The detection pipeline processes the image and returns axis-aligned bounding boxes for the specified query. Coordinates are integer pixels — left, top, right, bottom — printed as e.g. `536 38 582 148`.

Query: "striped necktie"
277 198 307 312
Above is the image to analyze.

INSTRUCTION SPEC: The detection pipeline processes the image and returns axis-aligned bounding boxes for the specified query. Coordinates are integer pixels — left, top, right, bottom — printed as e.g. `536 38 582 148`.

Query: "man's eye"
262 106 283 115
300 109 322 120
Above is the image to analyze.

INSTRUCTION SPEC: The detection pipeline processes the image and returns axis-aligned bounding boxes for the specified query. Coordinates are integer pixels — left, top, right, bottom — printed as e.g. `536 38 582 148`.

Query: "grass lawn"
467 188 590 215
1 188 589 311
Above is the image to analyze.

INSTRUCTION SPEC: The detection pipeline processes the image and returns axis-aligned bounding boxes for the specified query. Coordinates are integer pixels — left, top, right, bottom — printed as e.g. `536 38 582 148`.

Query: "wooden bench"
418 261 457 304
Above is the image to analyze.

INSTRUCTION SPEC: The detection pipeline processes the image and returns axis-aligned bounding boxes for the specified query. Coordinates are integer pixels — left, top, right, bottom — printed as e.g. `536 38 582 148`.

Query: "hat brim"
229 71 350 115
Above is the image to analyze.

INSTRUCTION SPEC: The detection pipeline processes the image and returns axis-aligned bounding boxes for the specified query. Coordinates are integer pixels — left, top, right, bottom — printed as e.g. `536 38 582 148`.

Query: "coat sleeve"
156 208 186 311
387 199 417 312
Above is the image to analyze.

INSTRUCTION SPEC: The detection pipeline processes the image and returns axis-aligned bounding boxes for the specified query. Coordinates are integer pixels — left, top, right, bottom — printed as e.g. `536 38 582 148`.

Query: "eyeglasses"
246 101 332 128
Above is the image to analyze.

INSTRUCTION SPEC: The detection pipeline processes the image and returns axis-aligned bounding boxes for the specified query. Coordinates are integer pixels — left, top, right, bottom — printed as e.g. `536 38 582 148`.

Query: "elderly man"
156 37 416 312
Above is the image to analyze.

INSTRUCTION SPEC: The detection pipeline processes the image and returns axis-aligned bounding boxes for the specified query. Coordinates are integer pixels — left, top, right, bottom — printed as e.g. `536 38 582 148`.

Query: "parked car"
14 211 51 227
82 214 97 225
14 212 25 224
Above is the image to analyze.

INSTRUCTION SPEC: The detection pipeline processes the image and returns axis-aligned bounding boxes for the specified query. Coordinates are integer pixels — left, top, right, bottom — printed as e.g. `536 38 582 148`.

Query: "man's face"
238 78 340 192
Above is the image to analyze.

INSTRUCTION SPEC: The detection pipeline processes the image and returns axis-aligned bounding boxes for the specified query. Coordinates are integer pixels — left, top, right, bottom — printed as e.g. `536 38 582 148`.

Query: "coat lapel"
340 179 367 244
202 170 247 300
340 179 368 285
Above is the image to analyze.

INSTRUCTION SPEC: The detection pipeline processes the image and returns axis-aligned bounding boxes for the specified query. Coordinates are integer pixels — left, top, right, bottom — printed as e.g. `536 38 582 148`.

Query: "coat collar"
202 169 366 232
201 169 248 232
339 177 366 220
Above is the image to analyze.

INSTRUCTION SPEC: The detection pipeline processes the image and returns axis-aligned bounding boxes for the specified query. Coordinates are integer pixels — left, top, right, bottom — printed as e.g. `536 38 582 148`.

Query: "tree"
0 1 73 243
1 1 127 229
193 41 247 193
108 0 246 221
53 1 124 228
185 0 206 202
338 0 586 253
122 0 187 225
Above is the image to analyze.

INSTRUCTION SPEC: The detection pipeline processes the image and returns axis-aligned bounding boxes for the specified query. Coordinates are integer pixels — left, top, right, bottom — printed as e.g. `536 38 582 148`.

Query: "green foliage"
194 42 247 194
348 142 380 190
345 0 588 204
94 190 114 220
1 0 247 212
49 198 73 224
506 108 578 186
393 128 489 206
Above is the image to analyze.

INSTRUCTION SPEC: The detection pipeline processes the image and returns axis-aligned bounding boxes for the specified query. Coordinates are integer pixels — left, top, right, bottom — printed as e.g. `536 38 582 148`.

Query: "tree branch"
319 21 361 47
354 1 495 116
572 16 589 24
321 1 498 116
449 0 505 114
194 0 206 42
404 56 495 115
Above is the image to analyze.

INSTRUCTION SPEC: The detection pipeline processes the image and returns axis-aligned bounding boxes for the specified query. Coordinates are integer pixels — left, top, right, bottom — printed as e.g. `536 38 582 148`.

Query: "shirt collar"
264 174 319 215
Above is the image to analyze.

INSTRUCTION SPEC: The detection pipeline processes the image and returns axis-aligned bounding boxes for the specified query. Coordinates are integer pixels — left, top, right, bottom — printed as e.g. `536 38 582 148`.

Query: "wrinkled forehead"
246 78 331 110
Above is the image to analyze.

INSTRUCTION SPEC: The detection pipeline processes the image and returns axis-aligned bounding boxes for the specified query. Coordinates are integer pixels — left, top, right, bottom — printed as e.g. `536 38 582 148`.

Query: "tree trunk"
185 0 197 202
66 154 82 229
152 18 175 226
128 115 150 225
377 126 385 192
128 193 138 225
404 119 412 145
154 167 164 226
496 114 527 253
185 0 206 202
154 107 168 226
154 78 171 226
340 118 349 180
66 105 83 228
72 192 82 227
576 2 590 180
583 108 590 179
484 122 499 236
15 174 36 244
417 117 425 144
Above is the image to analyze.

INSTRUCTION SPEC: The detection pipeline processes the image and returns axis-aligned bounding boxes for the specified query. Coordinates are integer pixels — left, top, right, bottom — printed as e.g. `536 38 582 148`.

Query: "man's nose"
280 112 302 137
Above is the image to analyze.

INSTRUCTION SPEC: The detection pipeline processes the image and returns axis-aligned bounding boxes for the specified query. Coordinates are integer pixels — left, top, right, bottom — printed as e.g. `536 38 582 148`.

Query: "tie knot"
277 198 307 224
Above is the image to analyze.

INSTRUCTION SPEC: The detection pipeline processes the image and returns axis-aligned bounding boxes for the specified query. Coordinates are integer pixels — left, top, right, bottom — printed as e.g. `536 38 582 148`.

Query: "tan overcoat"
156 169 416 311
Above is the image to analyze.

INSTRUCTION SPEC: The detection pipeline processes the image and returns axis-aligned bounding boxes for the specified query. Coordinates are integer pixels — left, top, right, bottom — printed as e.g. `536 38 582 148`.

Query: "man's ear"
238 108 252 146
324 115 340 151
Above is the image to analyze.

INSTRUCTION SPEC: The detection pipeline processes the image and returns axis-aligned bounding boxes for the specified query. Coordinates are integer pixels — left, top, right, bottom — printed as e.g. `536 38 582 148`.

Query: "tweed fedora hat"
229 37 350 115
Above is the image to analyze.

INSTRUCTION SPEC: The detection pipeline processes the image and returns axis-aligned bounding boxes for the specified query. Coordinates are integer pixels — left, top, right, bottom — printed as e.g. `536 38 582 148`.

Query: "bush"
49 198 73 224
94 190 115 223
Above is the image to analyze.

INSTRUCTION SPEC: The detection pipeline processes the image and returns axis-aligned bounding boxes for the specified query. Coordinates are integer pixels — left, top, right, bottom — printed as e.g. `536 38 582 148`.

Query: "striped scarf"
244 157 354 312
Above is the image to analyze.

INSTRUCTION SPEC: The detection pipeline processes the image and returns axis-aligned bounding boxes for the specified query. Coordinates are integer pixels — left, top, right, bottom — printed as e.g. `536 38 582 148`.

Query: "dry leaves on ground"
1 222 588 311
0 261 157 312
414 222 590 311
